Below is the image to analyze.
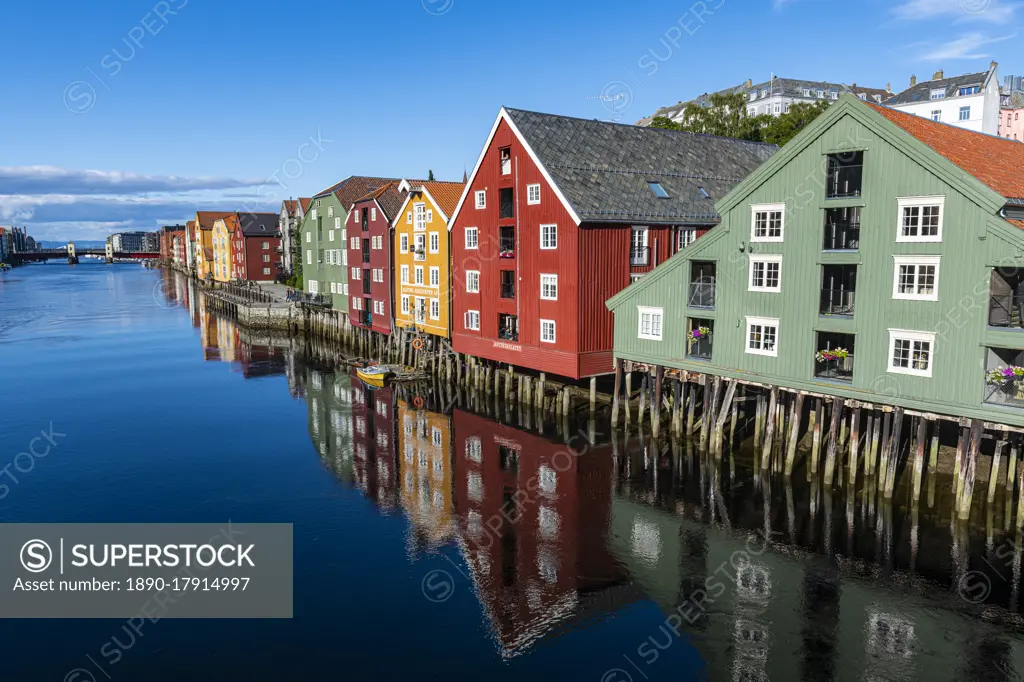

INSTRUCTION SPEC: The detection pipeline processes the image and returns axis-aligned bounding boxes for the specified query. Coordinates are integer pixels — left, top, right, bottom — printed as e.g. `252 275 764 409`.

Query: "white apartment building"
886 62 1001 135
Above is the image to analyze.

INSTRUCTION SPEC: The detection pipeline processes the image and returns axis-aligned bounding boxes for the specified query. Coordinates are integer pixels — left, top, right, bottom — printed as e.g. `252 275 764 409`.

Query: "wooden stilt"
954 424 968 507
810 399 823 475
884 408 904 499
651 366 664 439
959 419 984 520
989 438 1006 505
624 371 633 424
784 393 804 476
848 406 861 487
877 411 892 494
638 374 648 427
824 398 844 486
761 387 779 471
611 360 623 428
1008 439 1019 494
686 381 697 436
712 380 737 453
912 416 927 503
672 378 683 437
589 376 598 416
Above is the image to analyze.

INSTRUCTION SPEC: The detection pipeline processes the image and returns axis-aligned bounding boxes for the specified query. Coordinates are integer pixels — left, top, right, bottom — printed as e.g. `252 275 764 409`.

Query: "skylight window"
648 182 670 199
698 187 710 199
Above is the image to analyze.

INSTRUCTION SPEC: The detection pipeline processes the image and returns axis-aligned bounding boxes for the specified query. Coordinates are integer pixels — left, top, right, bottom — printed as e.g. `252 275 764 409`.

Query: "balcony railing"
820 288 856 316
687 336 713 360
822 222 860 250
360 311 372 326
630 247 649 266
688 281 716 309
500 231 515 258
989 293 1024 328
362 247 371 264
826 154 863 198
815 354 855 382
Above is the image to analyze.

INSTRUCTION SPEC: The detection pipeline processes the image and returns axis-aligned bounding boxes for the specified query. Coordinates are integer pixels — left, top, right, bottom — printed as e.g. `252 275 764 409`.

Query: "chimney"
991 60 998 71
910 75 917 87
746 79 752 88
933 69 944 80
886 82 891 92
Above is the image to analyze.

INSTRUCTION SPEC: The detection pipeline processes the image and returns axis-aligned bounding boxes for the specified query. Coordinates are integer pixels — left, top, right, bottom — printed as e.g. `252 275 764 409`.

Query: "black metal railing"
214 281 274 304
822 223 860 250
630 247 649 266
820 288 856 316
687 336 713 360
498 315 519 341
360 311 372 326
815 354 855 382
826 162 863 198
985 379 1024 408
688 281 716 309
286 290 332 306
362 277 372 295
500 231 515 258
989 294 1024 328
362 246 371 264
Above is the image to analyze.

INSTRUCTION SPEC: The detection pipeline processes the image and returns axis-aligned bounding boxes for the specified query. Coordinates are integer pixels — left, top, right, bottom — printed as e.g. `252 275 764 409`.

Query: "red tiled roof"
282 199 297 215
298 197 312 214
196 211 234 230
867 102 1024 200
418 180 466 219
1009 219 1024 230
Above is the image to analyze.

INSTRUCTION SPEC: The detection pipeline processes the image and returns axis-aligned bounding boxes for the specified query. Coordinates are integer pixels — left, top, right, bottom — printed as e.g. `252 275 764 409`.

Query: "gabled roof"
499 107 778 225
282 199 297 215
196 211 233 230
885 70 989 105
311 176 401 215
238 212 280 237
866 102 1024 201
298 197 312 214
394 179 466 224
352 181 410 222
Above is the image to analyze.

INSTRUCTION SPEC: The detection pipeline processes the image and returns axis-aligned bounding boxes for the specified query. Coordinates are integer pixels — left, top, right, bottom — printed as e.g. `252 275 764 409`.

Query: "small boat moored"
356 365 393 388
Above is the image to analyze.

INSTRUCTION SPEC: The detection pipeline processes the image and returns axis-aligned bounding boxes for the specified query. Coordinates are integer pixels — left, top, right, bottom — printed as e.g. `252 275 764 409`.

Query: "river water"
2 261 1024 681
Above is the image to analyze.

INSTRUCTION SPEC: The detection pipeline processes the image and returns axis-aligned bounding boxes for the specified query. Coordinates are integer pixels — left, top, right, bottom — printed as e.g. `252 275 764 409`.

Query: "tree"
760 100 831 146
648 116 682 130
427 169 435 182
675 92 769 142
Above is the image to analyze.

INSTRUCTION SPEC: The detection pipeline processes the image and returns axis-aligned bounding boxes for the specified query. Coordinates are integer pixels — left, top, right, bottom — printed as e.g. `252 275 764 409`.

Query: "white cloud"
0 166 288 241
893 0 1022 23
914 31 1016 59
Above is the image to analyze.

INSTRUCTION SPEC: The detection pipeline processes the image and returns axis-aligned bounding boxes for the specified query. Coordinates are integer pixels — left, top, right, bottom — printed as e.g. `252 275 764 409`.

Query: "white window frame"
892 255 940 301
400 234 409 253
540 319 556 344
305 231 311 243
748 254 783 293
527 184 541 205
430 298 440 320
745 316 779 357
677 227 697 249
429 266 439 287
541 224 557 250
888 329 935 378
750 203 785 243
466 270 480 293
413 266 422 285
371 207 377 222
429 232 439 254
540 273 557 301
896 196 944 243
465 227 478 249
328 206 334 218
475 190 486 209
465 310 480 330
959 106 971 121
401 295 410 314
637 306 664 341
414 203 427 231
306 250 312 265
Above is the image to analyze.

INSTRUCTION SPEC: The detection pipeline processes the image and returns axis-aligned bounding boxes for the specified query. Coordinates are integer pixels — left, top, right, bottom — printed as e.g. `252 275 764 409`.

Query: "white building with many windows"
885 63 1001 135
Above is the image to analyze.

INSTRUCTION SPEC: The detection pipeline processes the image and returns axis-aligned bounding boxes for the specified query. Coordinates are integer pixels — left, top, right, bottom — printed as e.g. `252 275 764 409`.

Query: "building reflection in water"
159 266 1024 681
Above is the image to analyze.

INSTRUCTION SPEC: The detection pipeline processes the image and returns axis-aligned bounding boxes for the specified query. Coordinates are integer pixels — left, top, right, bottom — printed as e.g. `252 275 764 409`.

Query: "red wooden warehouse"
229 212 281 281
448 108 777 379
347 182 409 335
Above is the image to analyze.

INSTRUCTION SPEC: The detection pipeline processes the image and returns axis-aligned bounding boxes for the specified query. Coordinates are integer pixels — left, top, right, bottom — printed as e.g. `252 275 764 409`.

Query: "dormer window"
959 86 980 96
930 88 945 100
648 181 670 199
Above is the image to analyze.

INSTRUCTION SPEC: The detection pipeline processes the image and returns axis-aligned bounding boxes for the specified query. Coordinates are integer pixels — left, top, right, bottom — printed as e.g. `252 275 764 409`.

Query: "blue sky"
1 0 1020 240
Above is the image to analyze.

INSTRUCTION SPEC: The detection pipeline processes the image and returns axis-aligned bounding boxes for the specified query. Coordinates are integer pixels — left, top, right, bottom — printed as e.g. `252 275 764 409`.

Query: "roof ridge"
545 162 749 183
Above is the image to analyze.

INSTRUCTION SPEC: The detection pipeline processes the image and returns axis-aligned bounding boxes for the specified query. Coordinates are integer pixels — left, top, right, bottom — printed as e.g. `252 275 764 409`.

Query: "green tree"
760 100 831 146
648 116 682 130
427 169 435 182
675 92 769 142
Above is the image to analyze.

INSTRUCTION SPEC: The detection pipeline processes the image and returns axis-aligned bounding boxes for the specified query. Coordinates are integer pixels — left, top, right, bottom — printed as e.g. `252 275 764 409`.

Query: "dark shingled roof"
353 181 416 222
238 212 280 237
314 176 401 214
505 108 778 224
885 71 989 105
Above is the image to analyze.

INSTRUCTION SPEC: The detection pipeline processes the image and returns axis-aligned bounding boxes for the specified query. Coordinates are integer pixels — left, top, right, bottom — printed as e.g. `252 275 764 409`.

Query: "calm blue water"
3 262 1024 682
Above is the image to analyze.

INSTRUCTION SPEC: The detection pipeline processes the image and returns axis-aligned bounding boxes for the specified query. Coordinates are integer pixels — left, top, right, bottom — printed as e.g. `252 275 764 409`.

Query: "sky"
0 0 1020 241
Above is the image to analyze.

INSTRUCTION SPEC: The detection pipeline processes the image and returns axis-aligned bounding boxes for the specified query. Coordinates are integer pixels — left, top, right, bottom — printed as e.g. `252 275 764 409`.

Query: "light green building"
302 176 397 312
607 94 1024 427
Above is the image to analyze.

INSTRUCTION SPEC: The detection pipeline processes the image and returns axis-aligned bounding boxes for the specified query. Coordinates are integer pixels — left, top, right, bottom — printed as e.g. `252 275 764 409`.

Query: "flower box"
815 348 848 363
